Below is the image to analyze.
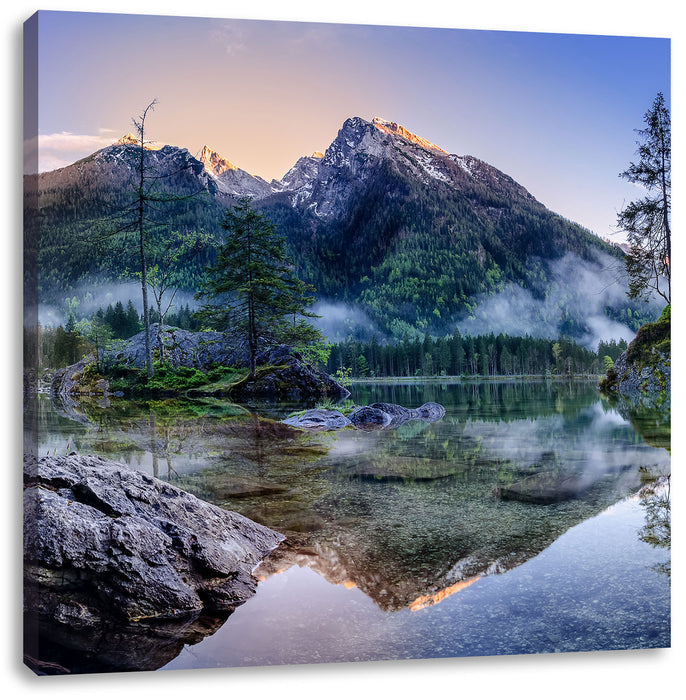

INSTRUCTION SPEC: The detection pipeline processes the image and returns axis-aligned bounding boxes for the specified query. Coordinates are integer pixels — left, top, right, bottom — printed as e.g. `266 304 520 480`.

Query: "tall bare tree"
133 100 157 376
103 100 207 376
145 229 214 362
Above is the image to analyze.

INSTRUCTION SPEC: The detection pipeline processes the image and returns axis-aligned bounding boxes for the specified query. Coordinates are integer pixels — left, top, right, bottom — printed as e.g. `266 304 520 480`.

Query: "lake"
24 379 671 672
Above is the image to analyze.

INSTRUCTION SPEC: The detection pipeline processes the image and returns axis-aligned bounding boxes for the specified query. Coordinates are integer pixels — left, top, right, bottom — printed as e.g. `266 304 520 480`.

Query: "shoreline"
348 374 605 384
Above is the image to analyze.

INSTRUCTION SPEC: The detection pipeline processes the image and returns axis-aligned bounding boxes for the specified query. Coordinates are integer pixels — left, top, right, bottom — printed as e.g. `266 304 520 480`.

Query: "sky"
26 8 670 245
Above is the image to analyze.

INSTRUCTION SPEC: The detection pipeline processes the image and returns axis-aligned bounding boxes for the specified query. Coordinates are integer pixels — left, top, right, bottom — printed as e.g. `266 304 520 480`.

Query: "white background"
2 1 682 698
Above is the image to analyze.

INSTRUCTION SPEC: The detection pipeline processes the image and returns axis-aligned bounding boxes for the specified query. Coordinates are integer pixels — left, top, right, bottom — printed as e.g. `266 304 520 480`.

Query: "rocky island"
51 325 349 402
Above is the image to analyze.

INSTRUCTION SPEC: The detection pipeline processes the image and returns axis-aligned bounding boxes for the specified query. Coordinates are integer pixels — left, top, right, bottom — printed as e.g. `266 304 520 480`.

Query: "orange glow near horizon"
408 576 481 612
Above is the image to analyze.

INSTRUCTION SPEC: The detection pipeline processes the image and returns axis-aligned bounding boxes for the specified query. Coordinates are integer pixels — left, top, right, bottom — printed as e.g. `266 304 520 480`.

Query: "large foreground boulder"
23 454 284 627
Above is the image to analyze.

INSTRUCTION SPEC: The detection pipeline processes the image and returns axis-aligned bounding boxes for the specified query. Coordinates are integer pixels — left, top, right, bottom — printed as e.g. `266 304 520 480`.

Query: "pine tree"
196 197 321 378
618 92 671 303
125 300 141 337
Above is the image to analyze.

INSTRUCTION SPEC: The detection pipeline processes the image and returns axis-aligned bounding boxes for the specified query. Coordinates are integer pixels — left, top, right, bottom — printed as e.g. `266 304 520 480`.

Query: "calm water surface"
25 380 670 671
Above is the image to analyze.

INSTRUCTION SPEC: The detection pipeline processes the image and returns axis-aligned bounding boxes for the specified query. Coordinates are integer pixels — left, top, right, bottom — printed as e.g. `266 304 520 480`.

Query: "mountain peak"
114 133 139 146
199 145 238 177
371 117 448 154
112 133 161 151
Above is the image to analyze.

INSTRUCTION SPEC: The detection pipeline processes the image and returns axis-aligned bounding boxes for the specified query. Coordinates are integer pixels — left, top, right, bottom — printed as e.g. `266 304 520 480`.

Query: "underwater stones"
494 472 591 505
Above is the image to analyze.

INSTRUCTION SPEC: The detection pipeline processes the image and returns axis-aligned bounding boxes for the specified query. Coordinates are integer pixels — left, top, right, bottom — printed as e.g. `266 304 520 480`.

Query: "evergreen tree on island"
196 197 322 378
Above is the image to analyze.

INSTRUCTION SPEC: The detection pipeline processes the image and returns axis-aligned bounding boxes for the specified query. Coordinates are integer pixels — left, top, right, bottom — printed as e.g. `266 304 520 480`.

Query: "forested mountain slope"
28 116 655 342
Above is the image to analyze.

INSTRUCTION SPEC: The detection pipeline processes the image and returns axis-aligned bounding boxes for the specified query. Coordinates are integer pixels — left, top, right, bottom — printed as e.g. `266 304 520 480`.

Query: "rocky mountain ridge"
31 114 648 340
61 115 541 214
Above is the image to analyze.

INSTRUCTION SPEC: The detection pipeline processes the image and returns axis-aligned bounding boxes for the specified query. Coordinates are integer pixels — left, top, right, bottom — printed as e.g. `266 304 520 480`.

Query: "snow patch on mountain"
414 151 451 184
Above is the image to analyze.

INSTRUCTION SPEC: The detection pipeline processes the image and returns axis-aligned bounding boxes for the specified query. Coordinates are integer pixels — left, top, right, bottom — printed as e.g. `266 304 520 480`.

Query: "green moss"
105 362 246 397
598 366 617 392
625 313 670 369
229 364 289 394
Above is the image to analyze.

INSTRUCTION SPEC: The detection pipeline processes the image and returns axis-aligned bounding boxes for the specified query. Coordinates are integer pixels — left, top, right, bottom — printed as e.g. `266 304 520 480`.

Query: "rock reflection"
24 610 230 674
33 381 671 624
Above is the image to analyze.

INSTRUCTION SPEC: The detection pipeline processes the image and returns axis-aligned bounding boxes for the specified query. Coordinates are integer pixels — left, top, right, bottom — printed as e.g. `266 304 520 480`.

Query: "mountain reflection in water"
25 379 670 671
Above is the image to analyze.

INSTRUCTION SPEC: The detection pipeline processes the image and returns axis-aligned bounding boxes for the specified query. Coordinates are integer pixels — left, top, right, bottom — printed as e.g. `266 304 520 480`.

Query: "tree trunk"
136 101 155 378
140 238 153 377
156 299 164 363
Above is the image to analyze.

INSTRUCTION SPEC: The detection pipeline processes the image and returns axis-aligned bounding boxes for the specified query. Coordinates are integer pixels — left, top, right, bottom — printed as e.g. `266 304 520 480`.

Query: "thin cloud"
25 130 117 173
208 22 247 55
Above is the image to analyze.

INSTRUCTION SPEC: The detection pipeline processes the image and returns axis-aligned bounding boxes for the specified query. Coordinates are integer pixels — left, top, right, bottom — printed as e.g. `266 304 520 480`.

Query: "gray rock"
230 349 350 400
416 402 447 422
51 354 109 398
348 406 393 431
106 325 245 370
606 348 670 407
367 402 418 429
282 402 447 431
104 329 350 400
494 472 591 505
23 454 284 626
282 409 351 431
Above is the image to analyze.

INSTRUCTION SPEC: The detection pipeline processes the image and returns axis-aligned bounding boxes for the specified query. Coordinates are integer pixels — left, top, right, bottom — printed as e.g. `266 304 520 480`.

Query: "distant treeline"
93 300 202 339
325 333 628 378
33 300 202 370
32 295 628 378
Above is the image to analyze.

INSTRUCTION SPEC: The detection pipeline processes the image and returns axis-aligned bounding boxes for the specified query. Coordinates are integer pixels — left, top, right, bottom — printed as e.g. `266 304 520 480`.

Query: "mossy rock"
600 306 670 396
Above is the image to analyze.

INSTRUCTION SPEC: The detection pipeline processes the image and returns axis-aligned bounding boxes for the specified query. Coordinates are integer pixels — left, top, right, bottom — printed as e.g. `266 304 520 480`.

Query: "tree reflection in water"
638 475 671 578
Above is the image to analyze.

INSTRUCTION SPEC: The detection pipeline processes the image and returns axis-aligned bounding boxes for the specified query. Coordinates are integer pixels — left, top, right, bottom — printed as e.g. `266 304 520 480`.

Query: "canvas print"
23 11 671 675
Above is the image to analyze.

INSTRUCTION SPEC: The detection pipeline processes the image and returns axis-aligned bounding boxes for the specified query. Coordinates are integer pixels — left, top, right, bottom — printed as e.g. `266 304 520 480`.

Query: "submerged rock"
282 409 351 431
494 472 593 505
282 402 446 432
367 402 415 428
348 405 393 431
23 454 284 630
416 402 446 421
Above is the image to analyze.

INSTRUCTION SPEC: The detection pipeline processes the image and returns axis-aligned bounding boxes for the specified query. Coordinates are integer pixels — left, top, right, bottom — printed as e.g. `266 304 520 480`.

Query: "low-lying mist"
455 252 660 349
36 252 660 351
38 281 197 328
309 301 385 343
